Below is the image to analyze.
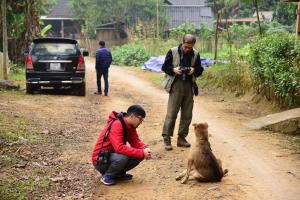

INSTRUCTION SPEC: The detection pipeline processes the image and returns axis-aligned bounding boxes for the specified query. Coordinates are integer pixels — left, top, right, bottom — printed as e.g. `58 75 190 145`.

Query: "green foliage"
199 23 213 41
112 43 150 66
40 24 52 37
8 63 25 81
198 61 252 95
274 1 297 26
249 33 300 106
69 0 166 38
137 38 178 56
206 0 280 18
169 23 196 41
1 0 57 67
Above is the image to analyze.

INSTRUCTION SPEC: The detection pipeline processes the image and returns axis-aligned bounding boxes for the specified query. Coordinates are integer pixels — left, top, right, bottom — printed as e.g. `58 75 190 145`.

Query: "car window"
32 43 77 55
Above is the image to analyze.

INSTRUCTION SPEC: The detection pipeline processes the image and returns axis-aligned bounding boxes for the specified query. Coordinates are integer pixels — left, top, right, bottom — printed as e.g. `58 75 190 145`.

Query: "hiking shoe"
163 137 173 151
177 136 191 147
101 174 116 185
118 173 133 181
94 91 102 95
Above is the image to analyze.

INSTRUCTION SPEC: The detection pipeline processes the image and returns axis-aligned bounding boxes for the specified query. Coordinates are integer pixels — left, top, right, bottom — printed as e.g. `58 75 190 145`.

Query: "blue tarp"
141 56 218 72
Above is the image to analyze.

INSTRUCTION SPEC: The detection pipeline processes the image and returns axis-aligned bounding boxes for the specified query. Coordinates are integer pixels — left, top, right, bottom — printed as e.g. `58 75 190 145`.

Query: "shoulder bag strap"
118 117 127 144
103 118 127 144
103 119 116 142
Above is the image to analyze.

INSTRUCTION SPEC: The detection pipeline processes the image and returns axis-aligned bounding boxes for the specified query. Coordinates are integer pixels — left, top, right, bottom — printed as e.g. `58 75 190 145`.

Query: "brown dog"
176 122 228 184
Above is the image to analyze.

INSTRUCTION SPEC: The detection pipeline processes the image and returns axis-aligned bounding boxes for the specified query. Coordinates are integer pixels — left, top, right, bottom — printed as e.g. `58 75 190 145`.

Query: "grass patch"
0 177 51 200
198 62 252 96
0 89 26 99
0 113 40 168
0 113 38 145
8 68 25 81
0 155 18 168
287 135 300 154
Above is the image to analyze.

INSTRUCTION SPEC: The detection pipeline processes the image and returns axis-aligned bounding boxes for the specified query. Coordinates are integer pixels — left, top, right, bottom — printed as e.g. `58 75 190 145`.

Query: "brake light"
26 55 33 70
77 54 85 71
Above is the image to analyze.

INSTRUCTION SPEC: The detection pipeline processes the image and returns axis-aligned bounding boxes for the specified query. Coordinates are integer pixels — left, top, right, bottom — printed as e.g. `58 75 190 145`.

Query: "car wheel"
26 83 35 94
78 83 86 96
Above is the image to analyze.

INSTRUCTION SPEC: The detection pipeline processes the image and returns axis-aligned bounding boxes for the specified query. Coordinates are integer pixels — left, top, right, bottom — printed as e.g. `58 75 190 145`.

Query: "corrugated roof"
45 0 73 19
166 0 206 5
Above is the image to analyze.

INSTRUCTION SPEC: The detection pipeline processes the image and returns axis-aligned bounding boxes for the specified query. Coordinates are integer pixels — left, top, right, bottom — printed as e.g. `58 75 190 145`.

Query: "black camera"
180 66 191 81
97 150 111 165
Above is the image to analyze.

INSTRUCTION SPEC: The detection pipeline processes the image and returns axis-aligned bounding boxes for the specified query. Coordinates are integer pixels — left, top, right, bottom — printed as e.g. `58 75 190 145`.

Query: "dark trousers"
96 68 109 95
162 79 194 139
95 153 143 178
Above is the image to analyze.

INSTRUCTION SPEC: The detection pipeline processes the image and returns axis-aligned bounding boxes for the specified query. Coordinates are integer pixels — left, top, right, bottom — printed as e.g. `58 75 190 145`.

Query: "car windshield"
32 43 77 56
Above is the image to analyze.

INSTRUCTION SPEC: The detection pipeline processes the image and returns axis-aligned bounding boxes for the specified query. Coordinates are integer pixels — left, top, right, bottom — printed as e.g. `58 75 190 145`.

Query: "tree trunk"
224 6 232 64
213 0 219 60
254 0 262 37
2 0 8 80
156 0 159 38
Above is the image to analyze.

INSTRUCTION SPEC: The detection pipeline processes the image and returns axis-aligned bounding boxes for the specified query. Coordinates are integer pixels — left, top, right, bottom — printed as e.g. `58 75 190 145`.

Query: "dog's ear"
204 122 208 129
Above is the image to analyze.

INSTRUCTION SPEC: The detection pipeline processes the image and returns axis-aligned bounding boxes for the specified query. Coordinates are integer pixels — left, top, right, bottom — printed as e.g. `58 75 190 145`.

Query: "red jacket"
92 111 146 165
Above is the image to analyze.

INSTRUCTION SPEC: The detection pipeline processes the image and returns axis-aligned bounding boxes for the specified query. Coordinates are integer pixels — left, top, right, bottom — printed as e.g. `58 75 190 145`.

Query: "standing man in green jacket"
161 34 204 151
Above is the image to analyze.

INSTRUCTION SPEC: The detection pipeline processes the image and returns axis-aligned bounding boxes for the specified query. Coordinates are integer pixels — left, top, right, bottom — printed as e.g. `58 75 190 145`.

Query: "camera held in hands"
180 66 191 81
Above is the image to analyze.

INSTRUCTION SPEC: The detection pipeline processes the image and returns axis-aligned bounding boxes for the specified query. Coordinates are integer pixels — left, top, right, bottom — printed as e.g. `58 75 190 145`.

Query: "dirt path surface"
1 57 299 200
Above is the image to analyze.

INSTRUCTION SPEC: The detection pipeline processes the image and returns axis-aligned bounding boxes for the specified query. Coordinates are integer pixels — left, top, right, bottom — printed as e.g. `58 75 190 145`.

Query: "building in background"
40 0 81 39
95 22 129 48
164 0 214 29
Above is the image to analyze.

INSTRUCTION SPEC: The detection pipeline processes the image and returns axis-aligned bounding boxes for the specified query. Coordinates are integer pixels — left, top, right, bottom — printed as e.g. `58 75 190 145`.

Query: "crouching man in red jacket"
92 105 152 185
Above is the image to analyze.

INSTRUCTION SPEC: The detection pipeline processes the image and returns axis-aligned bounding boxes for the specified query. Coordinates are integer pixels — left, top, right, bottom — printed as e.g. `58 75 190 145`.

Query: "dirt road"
1 58 299 199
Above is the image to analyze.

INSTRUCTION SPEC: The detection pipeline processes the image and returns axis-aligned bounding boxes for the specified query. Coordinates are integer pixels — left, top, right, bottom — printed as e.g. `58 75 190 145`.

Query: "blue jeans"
96 68 109 95
95 153 143 178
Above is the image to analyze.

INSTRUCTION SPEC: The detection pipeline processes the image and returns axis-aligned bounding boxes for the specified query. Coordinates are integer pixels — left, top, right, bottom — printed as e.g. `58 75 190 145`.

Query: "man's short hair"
183 34 196 45
99 41 105 46
127 104 146 118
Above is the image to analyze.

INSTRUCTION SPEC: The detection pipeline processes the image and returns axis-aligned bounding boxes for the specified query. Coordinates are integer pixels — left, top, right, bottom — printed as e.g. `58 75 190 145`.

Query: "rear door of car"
30 39 79 73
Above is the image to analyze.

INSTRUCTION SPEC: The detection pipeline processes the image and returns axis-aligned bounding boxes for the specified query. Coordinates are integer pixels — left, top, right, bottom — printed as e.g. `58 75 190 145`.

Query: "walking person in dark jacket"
92 105 152 185
95 41 112 96
161 34 204 151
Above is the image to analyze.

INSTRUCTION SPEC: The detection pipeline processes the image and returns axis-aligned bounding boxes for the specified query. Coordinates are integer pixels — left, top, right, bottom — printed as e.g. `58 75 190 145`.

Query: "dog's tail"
223 169 229 177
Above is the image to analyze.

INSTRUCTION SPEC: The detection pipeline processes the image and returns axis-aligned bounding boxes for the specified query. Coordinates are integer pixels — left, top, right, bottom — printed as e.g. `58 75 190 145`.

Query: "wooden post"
2 0 8 80
296 2 300 37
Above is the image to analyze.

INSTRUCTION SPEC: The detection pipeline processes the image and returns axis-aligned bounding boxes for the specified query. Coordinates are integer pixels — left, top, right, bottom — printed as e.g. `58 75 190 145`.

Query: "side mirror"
82 51 89 57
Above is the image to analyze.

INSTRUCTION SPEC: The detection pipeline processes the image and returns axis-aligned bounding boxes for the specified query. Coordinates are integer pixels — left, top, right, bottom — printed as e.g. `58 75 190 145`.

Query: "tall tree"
0 0 56 66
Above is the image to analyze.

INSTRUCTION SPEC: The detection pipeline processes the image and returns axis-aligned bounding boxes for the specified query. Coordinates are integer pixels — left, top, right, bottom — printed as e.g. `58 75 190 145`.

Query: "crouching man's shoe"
163 137 173 151
101 174 116 185
177 136 191 147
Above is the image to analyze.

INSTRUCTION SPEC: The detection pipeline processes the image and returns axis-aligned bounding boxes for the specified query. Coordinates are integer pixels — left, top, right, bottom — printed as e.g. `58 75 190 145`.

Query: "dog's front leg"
181 159 193 184
175 169 187 181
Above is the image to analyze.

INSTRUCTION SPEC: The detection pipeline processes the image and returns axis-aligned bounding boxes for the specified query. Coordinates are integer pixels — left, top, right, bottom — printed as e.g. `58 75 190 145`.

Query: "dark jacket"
92 111 146 165
162 44 203 80
95 47 112 69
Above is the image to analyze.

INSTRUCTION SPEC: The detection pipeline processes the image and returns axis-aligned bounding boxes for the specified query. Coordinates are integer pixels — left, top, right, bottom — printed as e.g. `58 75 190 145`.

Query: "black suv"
25 38 88 96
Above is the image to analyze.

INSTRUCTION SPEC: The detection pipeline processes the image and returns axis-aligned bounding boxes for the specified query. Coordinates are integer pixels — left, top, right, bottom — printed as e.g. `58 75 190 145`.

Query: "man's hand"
173 66 182 75
143 148 152 160
188 67 195 75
